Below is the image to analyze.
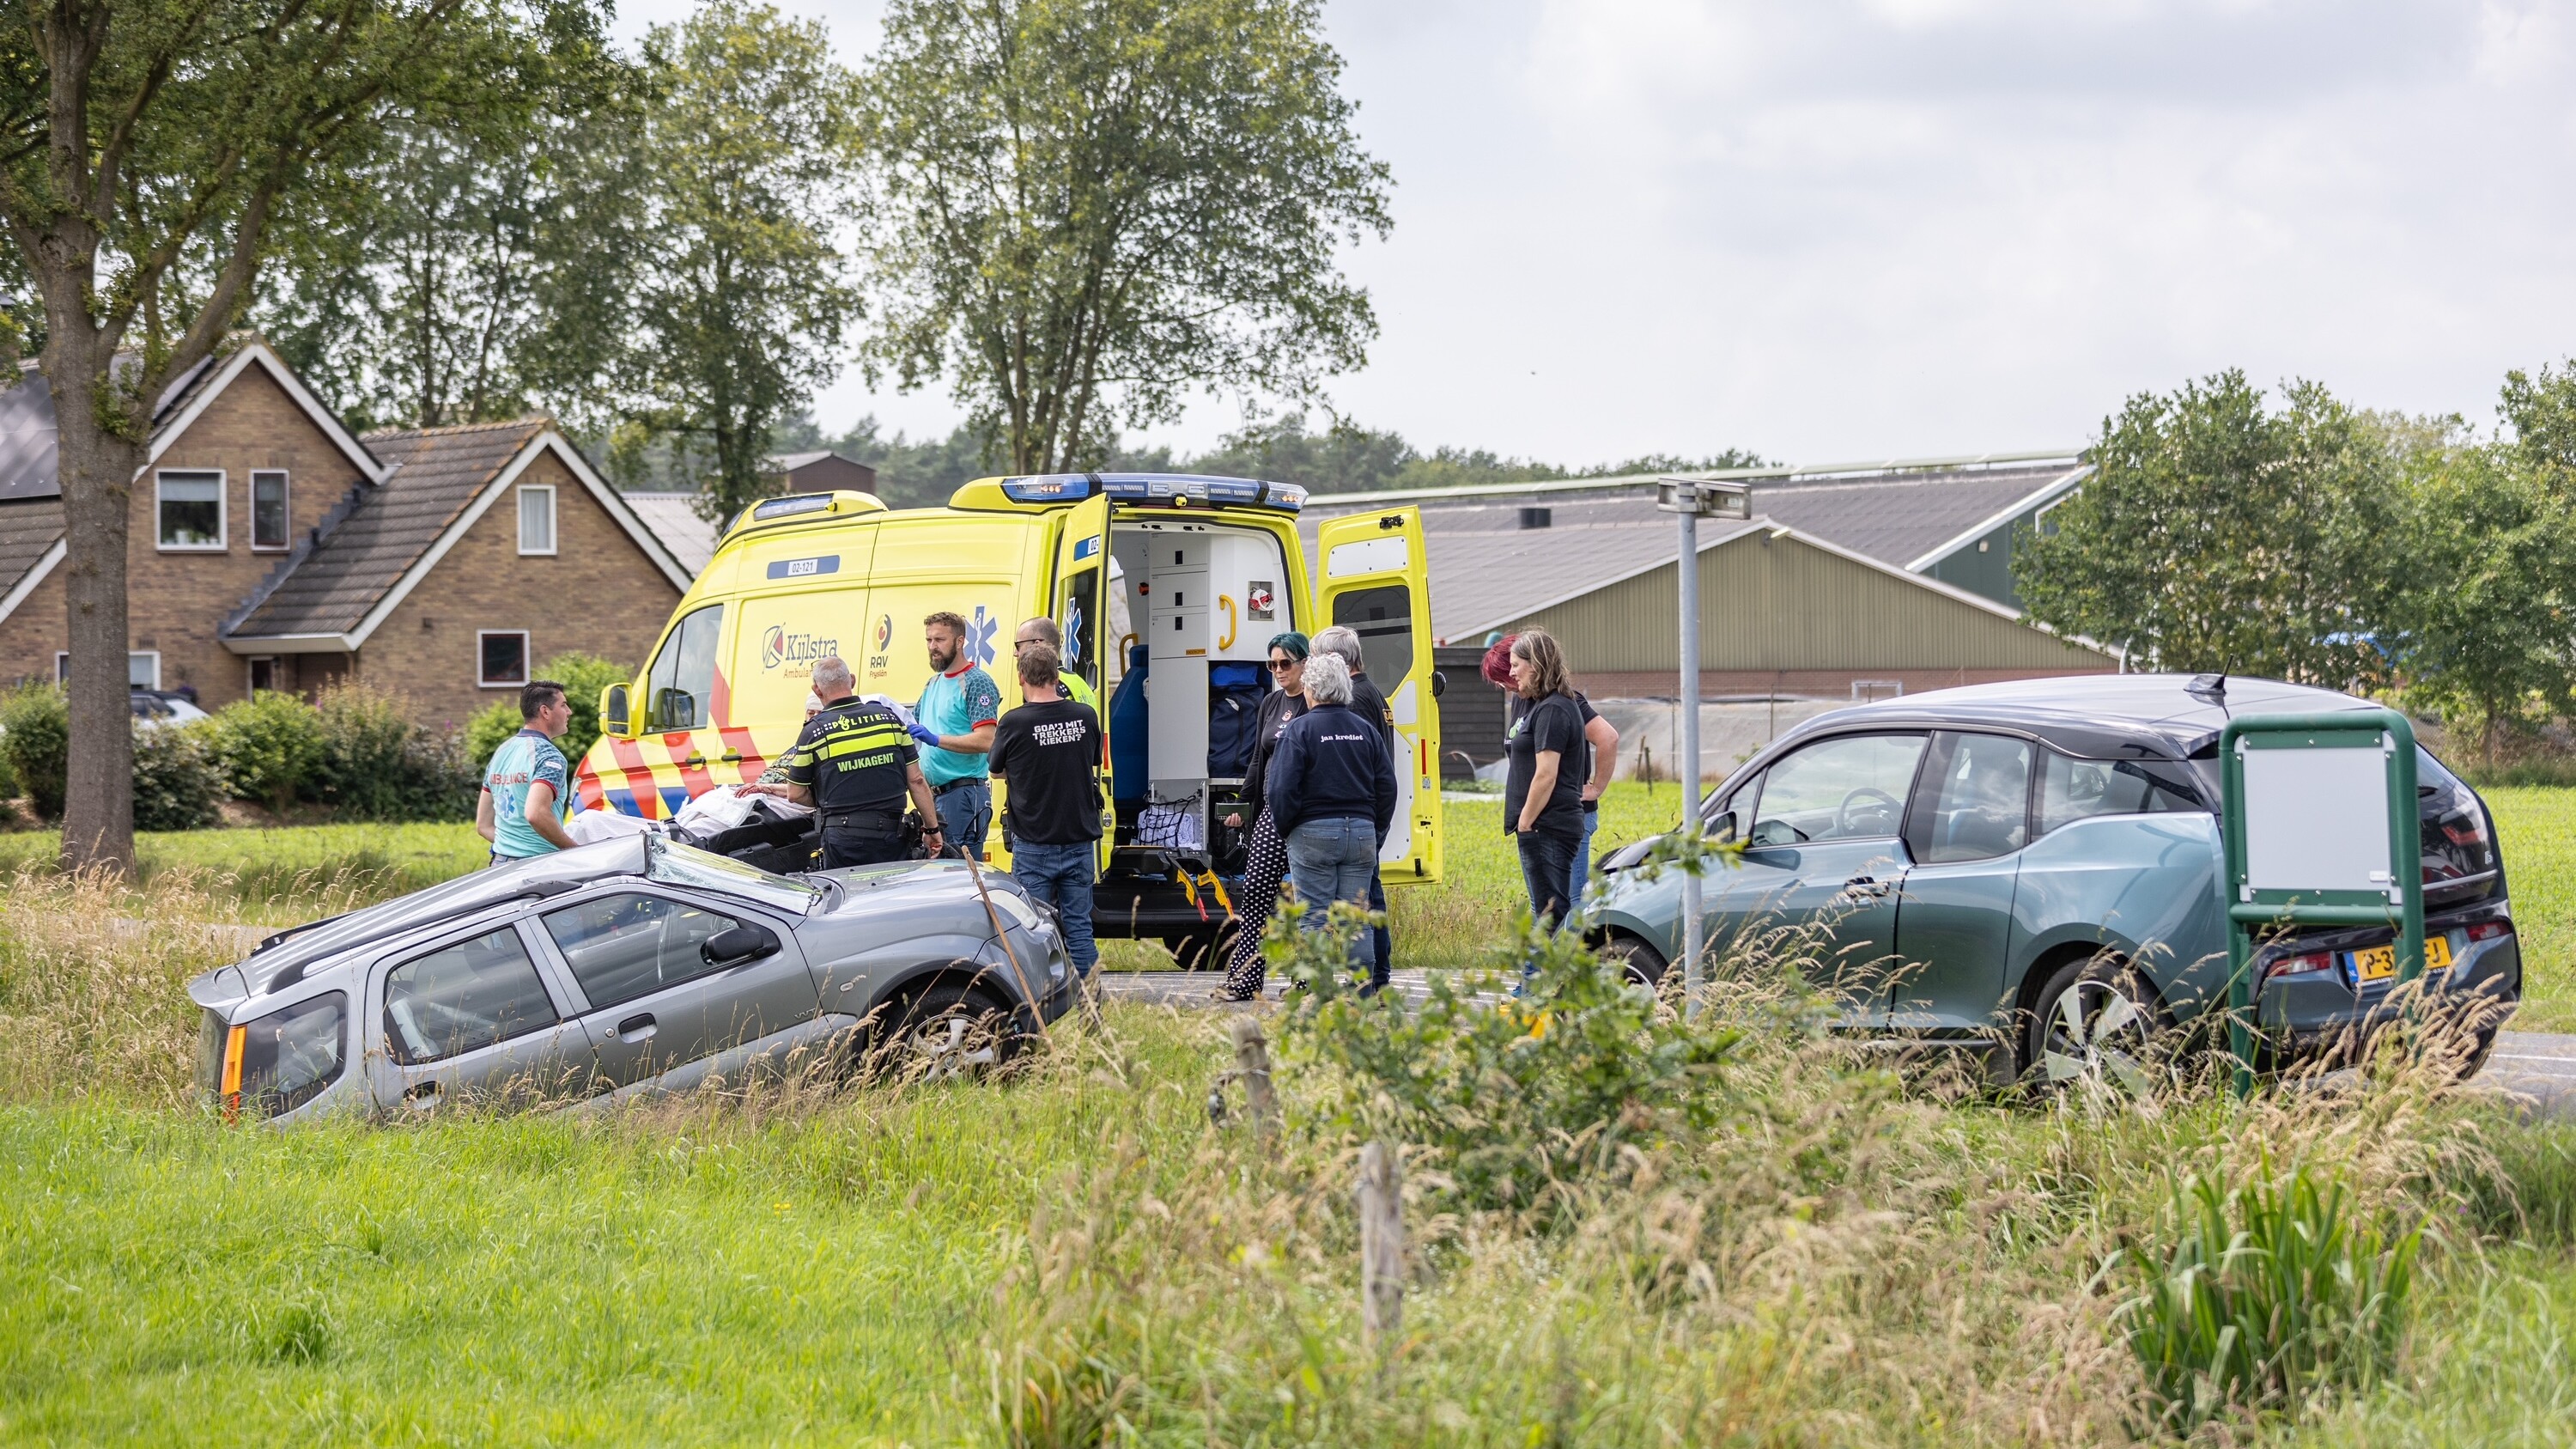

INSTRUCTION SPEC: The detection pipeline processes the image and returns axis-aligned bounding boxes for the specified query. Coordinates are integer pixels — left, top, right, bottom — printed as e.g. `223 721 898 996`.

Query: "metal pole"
1678 502 1702 1020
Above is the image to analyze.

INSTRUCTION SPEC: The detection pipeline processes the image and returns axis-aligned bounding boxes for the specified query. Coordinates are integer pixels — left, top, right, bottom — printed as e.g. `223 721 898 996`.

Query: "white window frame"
517 484 557 557
60 650 161 688
477 630 532 689
250 470 291 551
155 469 228 552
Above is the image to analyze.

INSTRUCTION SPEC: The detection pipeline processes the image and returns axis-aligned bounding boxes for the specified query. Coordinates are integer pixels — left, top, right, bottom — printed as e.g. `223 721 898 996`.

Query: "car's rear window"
227 992 347 1117
2038 752 2204 837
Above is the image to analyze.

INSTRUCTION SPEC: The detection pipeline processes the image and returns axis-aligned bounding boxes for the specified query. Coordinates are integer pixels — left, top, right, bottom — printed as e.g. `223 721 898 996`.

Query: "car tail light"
2469 921 2512 943
2265 950 2337 982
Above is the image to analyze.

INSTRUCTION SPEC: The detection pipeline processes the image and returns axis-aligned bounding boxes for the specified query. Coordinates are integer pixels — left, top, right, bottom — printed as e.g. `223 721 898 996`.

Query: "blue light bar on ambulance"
997 472 1308 512
750 493 836 521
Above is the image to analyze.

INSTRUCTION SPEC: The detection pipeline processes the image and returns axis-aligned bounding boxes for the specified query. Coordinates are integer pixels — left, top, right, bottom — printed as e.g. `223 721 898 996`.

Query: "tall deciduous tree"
855 0 1392 474
258 68 642 432
0 0 598 870
2014 370 2400 686
611 2 860 526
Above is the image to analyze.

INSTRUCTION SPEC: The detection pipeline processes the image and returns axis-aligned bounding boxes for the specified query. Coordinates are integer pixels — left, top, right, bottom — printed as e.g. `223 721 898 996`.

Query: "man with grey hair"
746 655 942 867
1309 624 1397 988
1015 615 1097 708
1264 650 1397 950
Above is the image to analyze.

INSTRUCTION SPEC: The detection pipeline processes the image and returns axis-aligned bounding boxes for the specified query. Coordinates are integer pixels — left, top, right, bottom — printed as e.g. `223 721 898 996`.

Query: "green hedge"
0 683 68 820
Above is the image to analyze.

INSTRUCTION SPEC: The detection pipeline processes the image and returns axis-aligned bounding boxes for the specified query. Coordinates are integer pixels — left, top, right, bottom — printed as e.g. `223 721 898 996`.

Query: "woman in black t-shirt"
1503 628 1585 932
1216 631 1310 999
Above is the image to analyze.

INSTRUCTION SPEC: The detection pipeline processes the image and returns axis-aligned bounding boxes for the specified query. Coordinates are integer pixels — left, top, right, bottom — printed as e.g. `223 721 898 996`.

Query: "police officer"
744 656 942 868
1014 616 1097 709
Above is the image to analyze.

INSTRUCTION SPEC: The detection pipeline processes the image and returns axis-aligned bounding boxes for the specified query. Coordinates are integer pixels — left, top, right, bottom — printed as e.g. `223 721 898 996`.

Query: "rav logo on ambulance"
761 624 840 673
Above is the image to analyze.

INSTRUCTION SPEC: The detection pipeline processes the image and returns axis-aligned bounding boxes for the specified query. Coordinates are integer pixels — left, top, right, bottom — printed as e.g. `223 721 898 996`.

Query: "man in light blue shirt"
913 610 1002 858
478 680 577 864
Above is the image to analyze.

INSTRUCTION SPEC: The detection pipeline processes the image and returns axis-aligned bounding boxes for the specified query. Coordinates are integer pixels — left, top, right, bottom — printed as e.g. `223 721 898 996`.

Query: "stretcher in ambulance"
573 473 1445 963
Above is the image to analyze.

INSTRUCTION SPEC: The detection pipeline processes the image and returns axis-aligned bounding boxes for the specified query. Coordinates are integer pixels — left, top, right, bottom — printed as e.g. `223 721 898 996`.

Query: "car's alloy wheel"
905 1015 1001 1077
1599 933 1668 987
871 983 1016 1081
2027 959 2160 1096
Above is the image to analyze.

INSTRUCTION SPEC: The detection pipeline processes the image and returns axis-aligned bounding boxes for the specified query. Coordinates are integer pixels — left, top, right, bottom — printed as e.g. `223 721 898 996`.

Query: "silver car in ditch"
191 836 1078 1123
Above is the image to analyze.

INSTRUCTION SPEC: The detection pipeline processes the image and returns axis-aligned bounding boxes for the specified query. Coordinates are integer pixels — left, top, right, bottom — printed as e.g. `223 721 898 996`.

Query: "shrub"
0 682 67 819
2117 1160 2421 1436
310 683 476 822
130 721 222 831
204 692 326 813
1270 904 1749 1221
464 699 520 777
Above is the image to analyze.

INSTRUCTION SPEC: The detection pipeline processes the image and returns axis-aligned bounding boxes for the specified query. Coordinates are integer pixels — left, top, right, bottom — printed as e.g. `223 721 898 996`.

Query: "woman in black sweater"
1216 630 1309 999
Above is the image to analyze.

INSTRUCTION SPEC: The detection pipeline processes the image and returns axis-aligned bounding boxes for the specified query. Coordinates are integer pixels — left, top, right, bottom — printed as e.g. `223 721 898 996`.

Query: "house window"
251 471 289 551
155 471 226 551
478 630 531 688
248 657 282 695
518 485 556 556
58 652 161 688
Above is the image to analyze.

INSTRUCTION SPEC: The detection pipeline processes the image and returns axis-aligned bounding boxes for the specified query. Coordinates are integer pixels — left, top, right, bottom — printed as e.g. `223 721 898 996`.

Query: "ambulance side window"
648 605 724 730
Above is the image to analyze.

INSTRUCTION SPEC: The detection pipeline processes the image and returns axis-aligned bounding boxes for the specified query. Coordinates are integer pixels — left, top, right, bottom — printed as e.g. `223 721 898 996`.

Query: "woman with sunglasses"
1215 630 1310 1000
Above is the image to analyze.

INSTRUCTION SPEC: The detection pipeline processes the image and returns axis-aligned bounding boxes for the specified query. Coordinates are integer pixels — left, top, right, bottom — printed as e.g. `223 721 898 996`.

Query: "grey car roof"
1767 673 2381 764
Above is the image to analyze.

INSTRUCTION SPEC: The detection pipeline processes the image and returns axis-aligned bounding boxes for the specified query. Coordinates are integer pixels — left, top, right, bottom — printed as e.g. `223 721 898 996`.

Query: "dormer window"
156 470 225 551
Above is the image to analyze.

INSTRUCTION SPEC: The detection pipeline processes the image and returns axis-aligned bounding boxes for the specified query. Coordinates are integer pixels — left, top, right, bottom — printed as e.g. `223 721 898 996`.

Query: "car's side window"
542 892 746 1012
1745 734 1928 847
382 927 560 1066
1905 732 2034 863
2036 751 2202 837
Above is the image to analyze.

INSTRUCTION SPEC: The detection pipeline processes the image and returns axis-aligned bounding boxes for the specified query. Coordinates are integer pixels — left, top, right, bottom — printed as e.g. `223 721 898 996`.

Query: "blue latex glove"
907 722 941 747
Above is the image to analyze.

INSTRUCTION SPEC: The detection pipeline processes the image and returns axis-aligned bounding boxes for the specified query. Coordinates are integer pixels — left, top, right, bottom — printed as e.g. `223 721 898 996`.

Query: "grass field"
4 788 2576 1445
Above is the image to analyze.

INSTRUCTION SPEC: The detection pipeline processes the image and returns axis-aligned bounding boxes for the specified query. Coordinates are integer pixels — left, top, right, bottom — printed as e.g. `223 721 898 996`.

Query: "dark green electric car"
1584 675 2518 1081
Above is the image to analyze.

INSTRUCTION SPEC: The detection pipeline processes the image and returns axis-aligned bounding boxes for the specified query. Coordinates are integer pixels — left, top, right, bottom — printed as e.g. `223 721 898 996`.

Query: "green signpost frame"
2217 709 2427 1098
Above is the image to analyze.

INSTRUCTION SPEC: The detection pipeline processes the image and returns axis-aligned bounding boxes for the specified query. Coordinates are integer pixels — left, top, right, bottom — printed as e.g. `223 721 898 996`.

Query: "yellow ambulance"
572 472 1445 959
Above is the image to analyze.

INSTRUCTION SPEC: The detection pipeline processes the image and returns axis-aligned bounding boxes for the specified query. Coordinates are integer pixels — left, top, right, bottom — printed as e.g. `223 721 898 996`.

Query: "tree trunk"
51 339 143 874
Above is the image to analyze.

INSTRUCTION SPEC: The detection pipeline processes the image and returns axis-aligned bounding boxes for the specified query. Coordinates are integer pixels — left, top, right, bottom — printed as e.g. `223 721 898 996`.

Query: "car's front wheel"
1597 933 1668 987
868 983 1021 1081
2024 957 2163 1095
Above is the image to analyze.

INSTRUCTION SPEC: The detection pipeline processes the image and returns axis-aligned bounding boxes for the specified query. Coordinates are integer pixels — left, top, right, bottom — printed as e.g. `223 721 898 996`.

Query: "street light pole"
1656 478 1750 1020
1677 504 1702 1018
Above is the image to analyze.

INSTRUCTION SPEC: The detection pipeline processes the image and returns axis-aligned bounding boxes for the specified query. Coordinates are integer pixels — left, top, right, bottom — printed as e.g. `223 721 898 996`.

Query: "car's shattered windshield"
645 835 823 914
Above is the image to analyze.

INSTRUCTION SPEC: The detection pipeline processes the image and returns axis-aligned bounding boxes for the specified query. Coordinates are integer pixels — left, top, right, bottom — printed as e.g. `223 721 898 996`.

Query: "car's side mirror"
602 683 631 739
653 686 696 732
1430 669 1447 699
1708 809 1738 843
702 923 781 966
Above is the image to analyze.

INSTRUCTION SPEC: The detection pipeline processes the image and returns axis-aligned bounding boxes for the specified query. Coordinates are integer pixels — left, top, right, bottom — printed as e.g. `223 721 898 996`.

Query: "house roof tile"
226 418 551 639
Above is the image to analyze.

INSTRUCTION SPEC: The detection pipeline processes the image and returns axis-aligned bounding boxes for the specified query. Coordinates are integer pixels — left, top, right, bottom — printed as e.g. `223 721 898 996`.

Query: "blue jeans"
1517 828 1577 933
1285 817 1379 935
1011 840 1097 976
1567 805 1599 918
934 781 991 859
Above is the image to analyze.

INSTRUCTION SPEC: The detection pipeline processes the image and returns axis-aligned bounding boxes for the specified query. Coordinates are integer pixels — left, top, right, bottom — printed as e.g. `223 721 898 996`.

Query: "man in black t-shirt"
745 656 941 868
1503 630 1586 932
992 642 1103 977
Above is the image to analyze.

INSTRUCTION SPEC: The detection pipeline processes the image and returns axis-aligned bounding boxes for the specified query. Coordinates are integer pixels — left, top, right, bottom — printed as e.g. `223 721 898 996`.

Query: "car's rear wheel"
2024 957 2163 1095
1598 933 1668 987
867 983 1020 1081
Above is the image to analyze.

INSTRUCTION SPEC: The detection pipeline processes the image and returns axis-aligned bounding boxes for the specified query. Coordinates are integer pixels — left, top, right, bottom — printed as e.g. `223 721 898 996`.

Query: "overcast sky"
614 0 2576 467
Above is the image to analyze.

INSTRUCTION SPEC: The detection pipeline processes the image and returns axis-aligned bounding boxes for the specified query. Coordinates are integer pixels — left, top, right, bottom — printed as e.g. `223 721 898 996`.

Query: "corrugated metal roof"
227 419 550 638
623 491 720 577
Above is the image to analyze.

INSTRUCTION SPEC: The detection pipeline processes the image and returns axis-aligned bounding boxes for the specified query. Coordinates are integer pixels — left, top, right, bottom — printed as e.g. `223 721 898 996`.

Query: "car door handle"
1842 875 1892 898
617 1014 657 1043
681 753 706 768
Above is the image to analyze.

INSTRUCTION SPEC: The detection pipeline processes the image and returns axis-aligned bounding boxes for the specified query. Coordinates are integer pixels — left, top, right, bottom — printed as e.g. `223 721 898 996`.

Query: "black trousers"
1516 829 1578 933
822 824 908 869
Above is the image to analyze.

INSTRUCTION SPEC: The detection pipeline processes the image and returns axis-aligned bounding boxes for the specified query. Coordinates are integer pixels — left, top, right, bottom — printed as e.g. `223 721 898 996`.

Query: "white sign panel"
2239 742 2395 898
1326 536 1408 578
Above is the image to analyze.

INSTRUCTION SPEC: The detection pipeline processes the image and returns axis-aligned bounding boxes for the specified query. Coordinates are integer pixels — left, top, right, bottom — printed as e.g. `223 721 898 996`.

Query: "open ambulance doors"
1315 507 1443 882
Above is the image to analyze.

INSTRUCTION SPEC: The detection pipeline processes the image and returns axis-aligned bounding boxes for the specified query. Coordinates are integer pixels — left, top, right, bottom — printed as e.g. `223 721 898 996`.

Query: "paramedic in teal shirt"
912 611 1002 858
477 679 577 864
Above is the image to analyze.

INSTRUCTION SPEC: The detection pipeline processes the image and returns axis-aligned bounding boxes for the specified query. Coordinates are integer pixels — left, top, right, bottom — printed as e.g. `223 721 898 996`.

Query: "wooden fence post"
1357 1140 1404 1347
1228 1016 1279 1141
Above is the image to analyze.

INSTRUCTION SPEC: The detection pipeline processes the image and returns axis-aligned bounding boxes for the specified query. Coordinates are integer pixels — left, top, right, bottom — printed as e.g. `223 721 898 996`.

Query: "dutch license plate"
2348 934 2455 983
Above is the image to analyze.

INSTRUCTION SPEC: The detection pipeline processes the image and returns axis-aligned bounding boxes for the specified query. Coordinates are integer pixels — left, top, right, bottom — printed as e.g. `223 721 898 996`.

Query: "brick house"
0 340 693 728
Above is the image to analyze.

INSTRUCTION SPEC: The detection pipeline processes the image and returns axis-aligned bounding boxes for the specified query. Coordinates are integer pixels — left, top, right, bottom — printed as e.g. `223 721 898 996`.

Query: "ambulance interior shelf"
1104 519 1288 874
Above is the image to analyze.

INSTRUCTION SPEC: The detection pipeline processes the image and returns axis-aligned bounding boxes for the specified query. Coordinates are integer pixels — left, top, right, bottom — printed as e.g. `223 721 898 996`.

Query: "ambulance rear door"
1315 507 1443 882
1049 491 1114 865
